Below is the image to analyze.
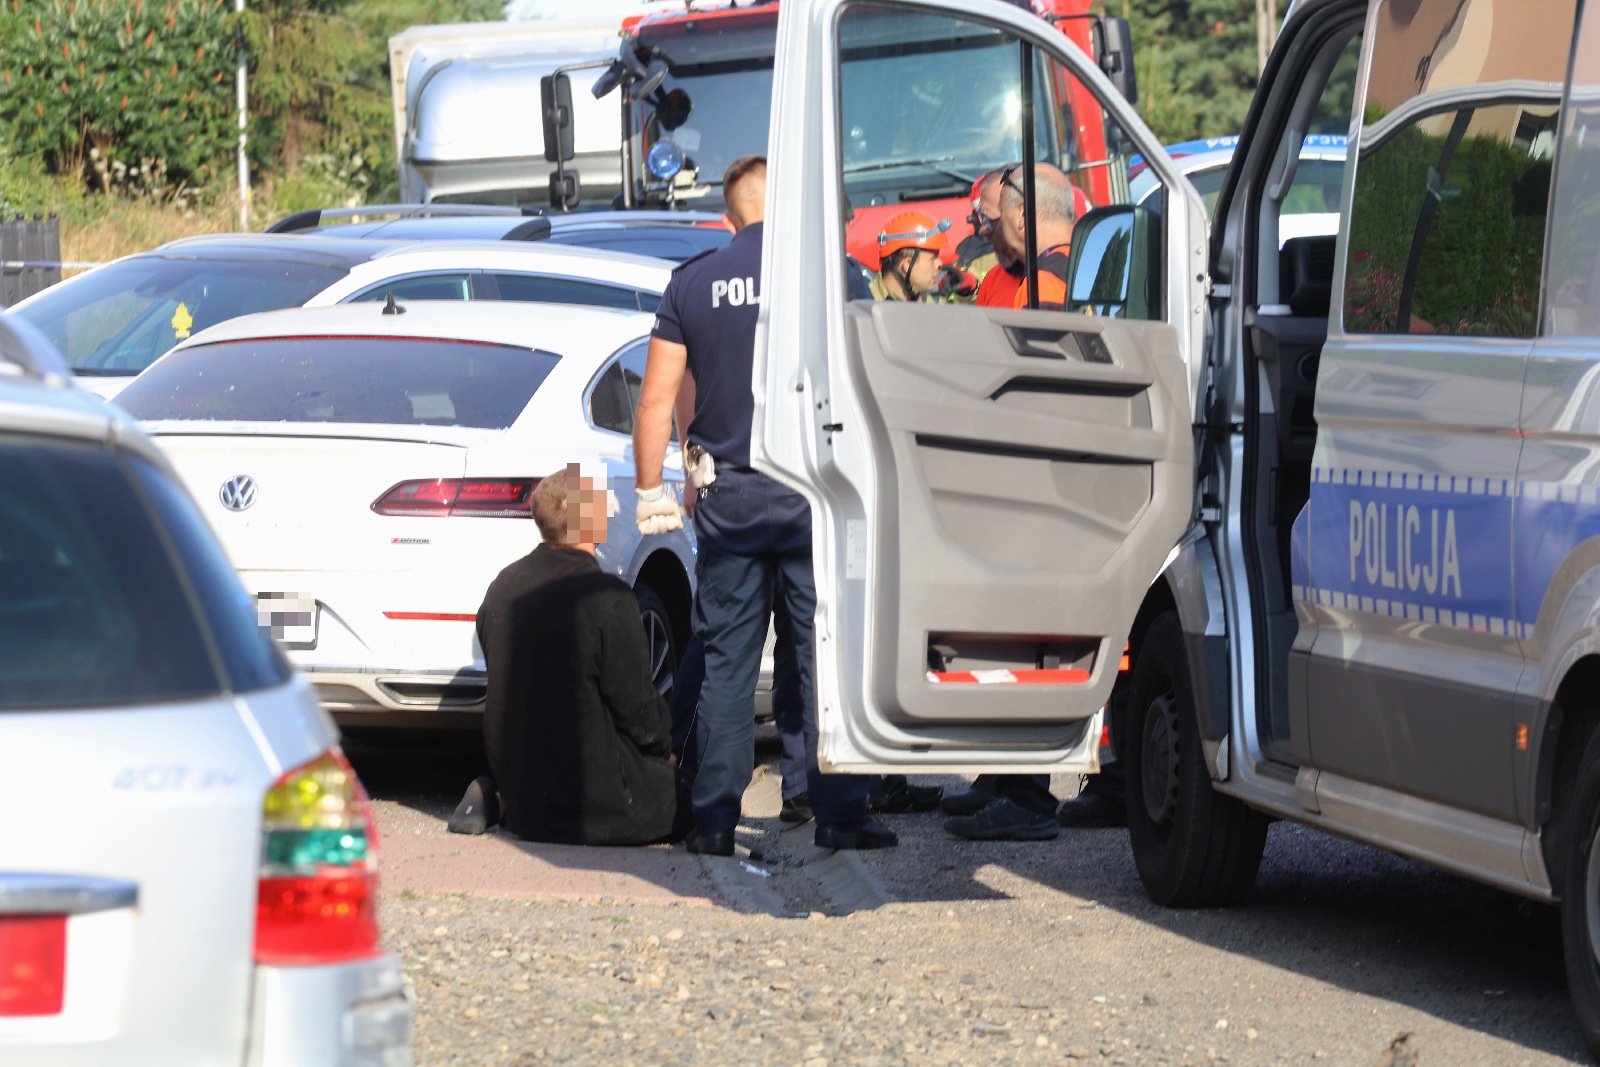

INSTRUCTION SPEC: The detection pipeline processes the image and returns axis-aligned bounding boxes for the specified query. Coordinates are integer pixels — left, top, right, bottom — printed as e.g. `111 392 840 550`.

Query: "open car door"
753 0 1205 771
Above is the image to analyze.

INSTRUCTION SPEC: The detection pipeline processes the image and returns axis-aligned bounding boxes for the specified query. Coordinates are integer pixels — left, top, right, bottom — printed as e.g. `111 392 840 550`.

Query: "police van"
750 0 1600 1052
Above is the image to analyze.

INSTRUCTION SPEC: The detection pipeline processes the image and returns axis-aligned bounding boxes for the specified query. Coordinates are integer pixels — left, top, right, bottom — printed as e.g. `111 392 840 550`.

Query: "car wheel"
1561 725 1600 1056
1125 612 1267 907
634 584 679 701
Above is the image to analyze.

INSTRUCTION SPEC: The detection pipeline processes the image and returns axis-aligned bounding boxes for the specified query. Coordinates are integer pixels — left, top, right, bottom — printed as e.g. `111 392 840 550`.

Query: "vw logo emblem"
219 474 258 512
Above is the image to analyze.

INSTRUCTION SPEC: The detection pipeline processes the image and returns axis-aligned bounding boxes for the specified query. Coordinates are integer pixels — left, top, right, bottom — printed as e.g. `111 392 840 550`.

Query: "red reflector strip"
927 668 1091 685
1101 725 1112 747
0 915 66 1016
383 612 476 622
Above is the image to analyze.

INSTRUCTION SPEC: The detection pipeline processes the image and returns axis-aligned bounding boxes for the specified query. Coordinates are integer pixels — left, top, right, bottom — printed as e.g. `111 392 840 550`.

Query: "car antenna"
382 292 406 315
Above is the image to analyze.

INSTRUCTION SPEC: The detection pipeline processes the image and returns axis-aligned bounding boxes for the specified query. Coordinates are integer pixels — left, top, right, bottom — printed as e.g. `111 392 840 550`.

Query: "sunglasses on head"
1000 164 1026 201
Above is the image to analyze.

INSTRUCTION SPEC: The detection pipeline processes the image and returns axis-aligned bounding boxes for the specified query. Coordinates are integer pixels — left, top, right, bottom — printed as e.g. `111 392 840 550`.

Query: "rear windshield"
116 336 562 429
0 436 289 710
13 257 348 376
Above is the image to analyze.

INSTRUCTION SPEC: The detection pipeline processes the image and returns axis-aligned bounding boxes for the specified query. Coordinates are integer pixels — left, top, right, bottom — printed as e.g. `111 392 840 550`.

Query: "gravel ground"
372 758 1589 1067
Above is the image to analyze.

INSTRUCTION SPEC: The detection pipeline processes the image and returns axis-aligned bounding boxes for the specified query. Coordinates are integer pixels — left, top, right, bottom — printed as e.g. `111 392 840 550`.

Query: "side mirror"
550 169 582 212
541 74 575 163
1063 205 1160 319
1098 17 1138 106
631 58 668 101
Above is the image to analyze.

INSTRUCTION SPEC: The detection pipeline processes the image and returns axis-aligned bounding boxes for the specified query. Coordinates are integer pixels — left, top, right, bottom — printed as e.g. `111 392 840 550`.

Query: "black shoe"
939 782 998 816
780 793 814 824
944 797 1059 841
1056 791 1126 829
685 827 735 856
869 775 945 814
446 775 499 835
815 817 898 850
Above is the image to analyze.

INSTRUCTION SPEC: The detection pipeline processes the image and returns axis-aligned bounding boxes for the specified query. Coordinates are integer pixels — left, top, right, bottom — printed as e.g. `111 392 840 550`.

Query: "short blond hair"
531 464 578 543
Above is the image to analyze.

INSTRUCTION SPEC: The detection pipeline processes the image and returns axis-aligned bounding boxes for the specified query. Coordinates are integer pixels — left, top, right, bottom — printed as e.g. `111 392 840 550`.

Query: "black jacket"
477 544 675 845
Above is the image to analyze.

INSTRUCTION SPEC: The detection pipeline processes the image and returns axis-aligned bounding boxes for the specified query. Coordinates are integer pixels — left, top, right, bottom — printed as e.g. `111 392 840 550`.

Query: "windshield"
14 256 348 376
637 13 778 209
636 10 1046 210
116 336 561 429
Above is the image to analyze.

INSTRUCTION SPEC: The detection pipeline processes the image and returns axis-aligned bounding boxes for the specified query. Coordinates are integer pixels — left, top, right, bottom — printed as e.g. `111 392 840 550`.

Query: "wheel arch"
634 547 693 652
1540 655 1600 892
1127 534 1231 780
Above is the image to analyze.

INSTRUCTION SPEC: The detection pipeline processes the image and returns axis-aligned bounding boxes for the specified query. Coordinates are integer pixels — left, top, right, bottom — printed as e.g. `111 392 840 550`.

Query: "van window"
1545 5 1600 335
1342 0 1575 337
835 5 1156 316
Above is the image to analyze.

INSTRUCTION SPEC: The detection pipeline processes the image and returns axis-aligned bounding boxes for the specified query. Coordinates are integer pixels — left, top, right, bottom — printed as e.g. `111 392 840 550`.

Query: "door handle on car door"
1003 326 1113 364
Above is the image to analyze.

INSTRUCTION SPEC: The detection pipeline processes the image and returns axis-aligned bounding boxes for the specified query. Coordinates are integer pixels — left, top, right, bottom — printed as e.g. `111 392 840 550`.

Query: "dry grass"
57 191 270 272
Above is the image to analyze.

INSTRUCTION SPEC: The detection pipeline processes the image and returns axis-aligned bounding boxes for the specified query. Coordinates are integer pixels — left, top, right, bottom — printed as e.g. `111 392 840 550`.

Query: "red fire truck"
543 0 1136 269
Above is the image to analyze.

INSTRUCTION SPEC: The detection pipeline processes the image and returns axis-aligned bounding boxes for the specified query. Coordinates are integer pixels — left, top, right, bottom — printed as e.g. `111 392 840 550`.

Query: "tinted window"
13 257 347 375
116 337 561 429
588 361 633 434
130 456 290 693
619 342 648 418
546 230 734 263
0 437 223 709
493 273 645 311
349 274 473 301
1545 6 1600 335
1343 0 1573 336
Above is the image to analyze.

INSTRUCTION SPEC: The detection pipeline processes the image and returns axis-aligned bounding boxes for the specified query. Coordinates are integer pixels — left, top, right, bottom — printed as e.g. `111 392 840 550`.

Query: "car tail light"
255 750 381 966
0 915 66 1016
371 478 536 518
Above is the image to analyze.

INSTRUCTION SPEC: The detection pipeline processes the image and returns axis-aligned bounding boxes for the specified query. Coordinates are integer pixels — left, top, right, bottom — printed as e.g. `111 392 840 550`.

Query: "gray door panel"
845 301 1192 727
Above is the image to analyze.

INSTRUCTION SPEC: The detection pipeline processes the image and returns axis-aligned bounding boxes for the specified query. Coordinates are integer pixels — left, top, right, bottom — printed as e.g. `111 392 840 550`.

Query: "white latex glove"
635 483 684 535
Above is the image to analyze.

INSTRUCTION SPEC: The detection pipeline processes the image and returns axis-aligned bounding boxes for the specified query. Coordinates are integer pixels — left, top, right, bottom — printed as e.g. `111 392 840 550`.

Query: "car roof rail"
0 313 73 385
265 203 546 234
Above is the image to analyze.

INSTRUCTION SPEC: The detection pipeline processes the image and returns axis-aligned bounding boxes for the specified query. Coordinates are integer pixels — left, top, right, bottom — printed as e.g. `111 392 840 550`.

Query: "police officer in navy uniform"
632 154 897 855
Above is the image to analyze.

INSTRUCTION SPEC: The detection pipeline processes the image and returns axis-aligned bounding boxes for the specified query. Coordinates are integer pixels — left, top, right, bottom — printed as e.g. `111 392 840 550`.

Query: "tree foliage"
0 0 502 204
0 0 239 197
1119 0 1265 145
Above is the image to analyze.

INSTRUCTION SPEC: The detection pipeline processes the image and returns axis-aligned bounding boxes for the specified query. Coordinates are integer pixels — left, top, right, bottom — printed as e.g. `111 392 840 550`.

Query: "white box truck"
388 17 640 207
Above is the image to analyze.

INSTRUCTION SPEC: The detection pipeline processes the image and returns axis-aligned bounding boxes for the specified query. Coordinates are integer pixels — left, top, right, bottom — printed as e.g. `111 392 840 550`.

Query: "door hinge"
1208 282 1232 302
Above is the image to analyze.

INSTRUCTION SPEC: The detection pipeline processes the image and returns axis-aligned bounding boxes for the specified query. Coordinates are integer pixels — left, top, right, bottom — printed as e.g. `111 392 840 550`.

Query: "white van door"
753 0 1204 770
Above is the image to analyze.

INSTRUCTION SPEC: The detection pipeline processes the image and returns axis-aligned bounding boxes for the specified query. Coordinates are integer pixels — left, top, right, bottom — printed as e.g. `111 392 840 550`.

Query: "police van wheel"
634 584 679 701
1125 612 1266 908
1559 726 1600 1056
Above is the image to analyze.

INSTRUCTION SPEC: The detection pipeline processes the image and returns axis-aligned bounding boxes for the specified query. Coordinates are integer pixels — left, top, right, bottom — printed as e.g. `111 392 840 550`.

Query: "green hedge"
0 0 238 195
1345 113 1548 337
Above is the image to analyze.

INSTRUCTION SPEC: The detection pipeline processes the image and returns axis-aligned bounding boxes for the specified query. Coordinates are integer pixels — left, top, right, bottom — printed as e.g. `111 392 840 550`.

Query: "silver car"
0 315 410 1065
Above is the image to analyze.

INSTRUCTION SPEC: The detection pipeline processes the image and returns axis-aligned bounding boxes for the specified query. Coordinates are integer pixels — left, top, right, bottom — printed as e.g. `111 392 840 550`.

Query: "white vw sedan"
112 301 695 729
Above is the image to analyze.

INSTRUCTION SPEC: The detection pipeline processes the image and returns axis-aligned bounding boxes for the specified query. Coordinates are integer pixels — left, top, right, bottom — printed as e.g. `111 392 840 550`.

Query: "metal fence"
1 214 63 308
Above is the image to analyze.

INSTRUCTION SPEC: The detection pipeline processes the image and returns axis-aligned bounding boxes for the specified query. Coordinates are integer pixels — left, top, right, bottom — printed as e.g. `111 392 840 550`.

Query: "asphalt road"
349 730 1589 1066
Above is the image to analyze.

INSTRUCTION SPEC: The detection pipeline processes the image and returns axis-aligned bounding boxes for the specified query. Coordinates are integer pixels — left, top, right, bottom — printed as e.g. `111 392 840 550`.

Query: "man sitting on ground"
448 464 677 845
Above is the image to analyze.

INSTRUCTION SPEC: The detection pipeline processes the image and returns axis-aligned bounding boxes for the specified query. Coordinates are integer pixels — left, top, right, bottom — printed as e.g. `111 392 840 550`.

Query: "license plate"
257 592 319 649
0 914 66 1016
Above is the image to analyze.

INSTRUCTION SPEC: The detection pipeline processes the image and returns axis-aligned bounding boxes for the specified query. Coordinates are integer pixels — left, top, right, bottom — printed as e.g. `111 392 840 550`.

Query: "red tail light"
372 478 536 518
255 750 382 966
0 915 66 1016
